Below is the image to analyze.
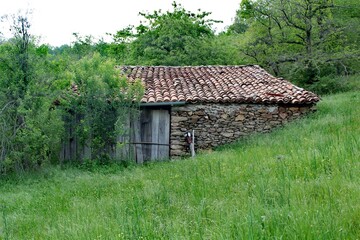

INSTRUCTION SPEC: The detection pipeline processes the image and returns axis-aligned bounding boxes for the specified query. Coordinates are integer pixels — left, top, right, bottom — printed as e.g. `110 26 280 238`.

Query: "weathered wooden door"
132 109 170 163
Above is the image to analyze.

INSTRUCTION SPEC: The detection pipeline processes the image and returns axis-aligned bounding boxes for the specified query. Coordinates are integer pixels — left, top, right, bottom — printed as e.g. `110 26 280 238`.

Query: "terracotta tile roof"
121 65 320 105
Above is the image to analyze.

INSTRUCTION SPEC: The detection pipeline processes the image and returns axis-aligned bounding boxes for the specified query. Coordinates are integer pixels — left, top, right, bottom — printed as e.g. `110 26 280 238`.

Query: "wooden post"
190 129 195 157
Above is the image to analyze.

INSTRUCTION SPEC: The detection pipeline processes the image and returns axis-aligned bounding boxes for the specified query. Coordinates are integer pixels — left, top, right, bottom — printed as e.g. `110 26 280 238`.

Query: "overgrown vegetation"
0 3 359 237
0 90 359 239
60 53 143 161
0 14 64 173
0 14 143 174
0 1 359 171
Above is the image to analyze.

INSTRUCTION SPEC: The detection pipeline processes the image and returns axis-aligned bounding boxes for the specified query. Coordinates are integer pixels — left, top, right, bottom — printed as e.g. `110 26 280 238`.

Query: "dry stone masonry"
170 103 316 157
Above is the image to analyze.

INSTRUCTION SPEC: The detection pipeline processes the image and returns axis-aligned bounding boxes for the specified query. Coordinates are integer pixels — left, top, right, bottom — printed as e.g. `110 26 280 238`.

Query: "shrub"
308 74 360 95
59 53 143 162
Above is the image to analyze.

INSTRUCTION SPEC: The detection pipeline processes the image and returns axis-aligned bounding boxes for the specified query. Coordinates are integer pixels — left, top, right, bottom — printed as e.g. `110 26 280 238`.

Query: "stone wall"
170 103 316 157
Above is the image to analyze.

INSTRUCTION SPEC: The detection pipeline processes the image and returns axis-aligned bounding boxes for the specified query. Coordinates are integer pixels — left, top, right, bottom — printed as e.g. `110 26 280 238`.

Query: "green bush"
0 14 143 174
0 15 64 174
308 74 360 95
60 53 143 162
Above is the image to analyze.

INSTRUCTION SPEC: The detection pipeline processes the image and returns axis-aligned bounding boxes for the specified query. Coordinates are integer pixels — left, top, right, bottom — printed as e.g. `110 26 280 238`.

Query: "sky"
0 0 240 46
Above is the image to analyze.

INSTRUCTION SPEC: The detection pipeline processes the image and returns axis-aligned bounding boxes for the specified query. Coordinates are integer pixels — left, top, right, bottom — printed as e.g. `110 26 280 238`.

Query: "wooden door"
132 109 170 163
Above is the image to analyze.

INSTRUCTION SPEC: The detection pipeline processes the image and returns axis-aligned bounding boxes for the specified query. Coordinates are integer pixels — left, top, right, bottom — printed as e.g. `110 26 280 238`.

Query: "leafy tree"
70 33 95 58
226 0 252 34
110 1 224 65
0 13 144 173
233 0 360 85
332 0 360 74
0 13 63 173
104 26 134 63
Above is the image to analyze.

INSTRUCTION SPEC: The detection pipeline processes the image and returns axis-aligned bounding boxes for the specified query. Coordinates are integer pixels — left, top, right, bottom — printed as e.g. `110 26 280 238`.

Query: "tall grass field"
1 91 359 239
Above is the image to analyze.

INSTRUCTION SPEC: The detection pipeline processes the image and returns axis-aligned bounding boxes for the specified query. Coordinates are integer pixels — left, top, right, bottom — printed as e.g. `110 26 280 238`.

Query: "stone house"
121 65 319 162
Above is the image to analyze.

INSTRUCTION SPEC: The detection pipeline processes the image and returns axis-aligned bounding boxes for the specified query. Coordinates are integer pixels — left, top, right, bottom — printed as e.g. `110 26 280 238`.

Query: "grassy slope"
0 91 359 239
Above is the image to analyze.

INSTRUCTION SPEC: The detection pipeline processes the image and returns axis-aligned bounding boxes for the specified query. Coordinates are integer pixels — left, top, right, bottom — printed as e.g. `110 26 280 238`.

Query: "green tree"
227 0 252 34
233 0 360 85
111 2 223 65
105 26 134 63
332 0 360 74
0 12 145 173
0 14 63 173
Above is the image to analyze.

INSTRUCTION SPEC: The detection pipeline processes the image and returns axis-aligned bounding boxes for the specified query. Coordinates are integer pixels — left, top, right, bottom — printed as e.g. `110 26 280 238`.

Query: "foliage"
332 0 360 74
308 73 360 95
60 53 143 161
0 14 144 174
0 89 359 238
0 0 358 175
0 14 64 174
109 2 229 65
226 0 252 34
232 0 360 86
50 2 239 66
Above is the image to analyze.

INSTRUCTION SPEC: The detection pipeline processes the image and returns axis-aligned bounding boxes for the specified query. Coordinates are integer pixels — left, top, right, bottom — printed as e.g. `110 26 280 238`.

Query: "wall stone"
170 103 316 157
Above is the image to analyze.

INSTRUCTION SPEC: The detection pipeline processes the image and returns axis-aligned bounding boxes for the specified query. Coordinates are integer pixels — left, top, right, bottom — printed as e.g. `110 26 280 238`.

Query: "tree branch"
0 101 16 115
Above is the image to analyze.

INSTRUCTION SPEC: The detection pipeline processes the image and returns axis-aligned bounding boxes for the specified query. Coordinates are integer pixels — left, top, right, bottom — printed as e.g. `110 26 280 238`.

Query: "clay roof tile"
121 65 319 105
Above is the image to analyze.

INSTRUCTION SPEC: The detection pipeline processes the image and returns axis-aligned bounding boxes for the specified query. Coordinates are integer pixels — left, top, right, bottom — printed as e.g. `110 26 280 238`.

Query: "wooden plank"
151 110 160 161
128 112 137 161
140 109 152 161
115 113 130 161
115 134 125 160
158 109 170 160
133 116 143 163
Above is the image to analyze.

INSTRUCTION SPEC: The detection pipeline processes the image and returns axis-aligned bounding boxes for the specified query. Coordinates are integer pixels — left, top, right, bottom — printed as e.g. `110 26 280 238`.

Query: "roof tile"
121 65 320 105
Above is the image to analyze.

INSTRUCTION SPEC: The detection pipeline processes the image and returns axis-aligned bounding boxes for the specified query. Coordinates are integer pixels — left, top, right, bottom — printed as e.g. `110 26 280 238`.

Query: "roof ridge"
118 65 260 68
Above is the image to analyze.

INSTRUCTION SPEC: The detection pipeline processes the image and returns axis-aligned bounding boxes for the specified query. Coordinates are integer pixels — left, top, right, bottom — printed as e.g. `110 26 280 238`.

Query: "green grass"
1 91 359 239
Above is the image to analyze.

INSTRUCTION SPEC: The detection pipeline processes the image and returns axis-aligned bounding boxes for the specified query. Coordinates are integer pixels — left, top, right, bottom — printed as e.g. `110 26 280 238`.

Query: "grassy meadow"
0 90 359 239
